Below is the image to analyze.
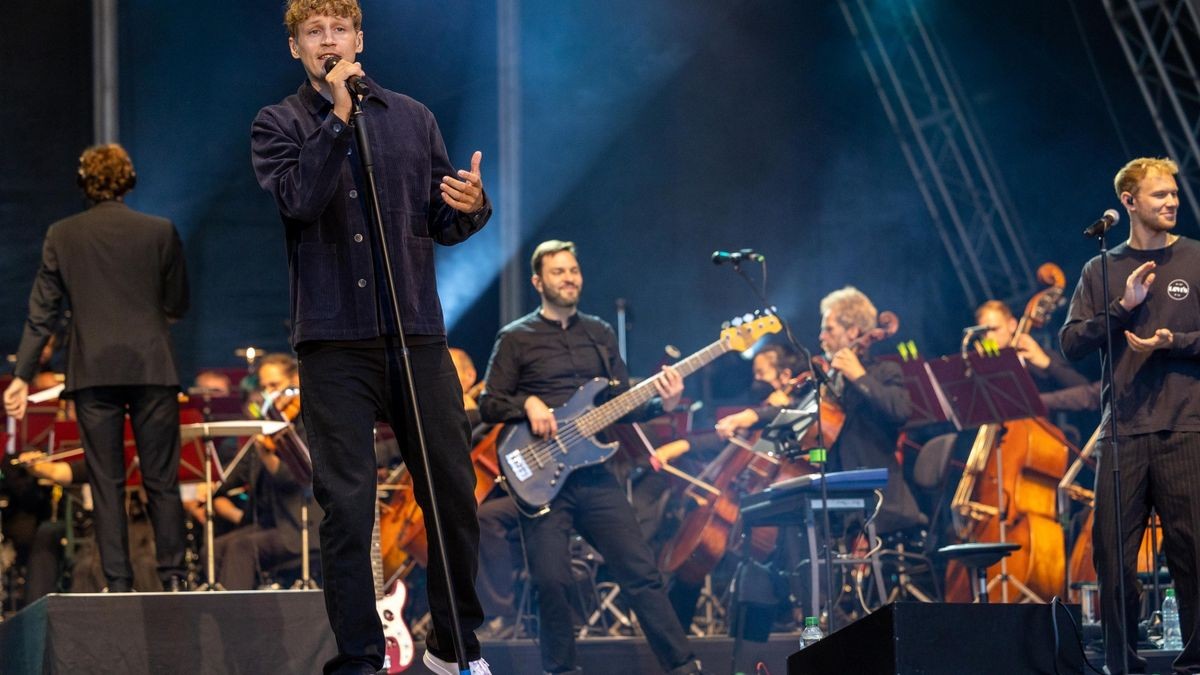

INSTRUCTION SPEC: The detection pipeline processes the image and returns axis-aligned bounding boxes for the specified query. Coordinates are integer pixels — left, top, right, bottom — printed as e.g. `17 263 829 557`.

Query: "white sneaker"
422 651 492 675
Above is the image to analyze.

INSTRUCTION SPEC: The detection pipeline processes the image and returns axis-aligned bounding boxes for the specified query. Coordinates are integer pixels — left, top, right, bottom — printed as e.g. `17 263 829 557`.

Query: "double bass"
946 263 1072 602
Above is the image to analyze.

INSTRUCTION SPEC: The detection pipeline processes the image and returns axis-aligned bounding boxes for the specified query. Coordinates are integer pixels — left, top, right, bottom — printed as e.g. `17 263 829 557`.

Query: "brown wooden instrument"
377 424 504 577
945 263 1071 602
657 429 790 585
659 309 903 585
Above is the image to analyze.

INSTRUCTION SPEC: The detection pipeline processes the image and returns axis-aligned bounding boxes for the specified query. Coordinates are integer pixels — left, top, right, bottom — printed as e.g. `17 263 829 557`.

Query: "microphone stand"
726 260 839 634
1089 225 1130 674
347 91 470 673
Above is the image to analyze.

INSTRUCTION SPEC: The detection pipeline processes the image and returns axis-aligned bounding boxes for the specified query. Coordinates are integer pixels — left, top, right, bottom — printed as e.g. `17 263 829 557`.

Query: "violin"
255 388 302 453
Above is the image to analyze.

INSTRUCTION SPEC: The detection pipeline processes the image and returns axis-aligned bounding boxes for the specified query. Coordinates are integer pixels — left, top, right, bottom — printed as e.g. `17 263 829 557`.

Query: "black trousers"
1094 430 1200 674
298 340 482 675
521 465 695 673
211 523 301 590
73 385 185 587
476 494 521 621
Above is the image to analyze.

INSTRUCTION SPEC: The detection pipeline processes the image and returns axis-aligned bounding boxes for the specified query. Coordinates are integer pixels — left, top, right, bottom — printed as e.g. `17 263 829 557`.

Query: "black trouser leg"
127 385 186 581
520 494 579 672
572 468 695 673
1146 431 1200 673
26 521 66 603
1094 434 1153 674
476 495 520 621
300 341 482 673
299 344 388 675
74 387 135 587
383 342 482 662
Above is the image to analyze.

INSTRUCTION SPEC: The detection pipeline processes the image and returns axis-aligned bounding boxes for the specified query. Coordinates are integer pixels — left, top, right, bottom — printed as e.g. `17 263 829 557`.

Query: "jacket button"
349 189 358 199
333 123 343 133
357 278 367 288
354 234 363 243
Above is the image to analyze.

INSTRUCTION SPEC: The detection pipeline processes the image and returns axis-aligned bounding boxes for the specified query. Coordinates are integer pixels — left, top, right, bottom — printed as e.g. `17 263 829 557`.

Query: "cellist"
715 286 924 535
713 344 805 439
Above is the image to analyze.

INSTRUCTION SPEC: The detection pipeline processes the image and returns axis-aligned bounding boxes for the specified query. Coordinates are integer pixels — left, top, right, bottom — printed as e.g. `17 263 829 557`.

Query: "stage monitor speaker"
787 601 1085 675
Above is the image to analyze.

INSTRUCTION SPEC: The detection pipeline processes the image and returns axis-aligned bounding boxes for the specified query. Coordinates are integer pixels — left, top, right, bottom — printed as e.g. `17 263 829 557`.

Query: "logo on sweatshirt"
1168 279 1190 301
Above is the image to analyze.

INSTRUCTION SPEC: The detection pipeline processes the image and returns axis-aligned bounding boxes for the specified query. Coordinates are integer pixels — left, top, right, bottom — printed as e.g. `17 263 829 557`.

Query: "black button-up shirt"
251 79 491 345
479 310 663 424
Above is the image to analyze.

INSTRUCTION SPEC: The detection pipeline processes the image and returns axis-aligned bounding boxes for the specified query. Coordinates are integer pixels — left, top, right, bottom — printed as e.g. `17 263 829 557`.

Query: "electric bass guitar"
497 312 782 513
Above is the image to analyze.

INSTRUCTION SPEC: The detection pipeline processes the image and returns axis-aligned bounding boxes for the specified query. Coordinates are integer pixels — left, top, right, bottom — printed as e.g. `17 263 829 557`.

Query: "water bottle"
800 616 824 648
1163 588 1184 650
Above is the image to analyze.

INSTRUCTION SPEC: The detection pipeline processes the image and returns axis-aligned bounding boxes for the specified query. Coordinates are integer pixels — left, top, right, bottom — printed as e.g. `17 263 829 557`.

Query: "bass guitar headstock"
721 310 783 353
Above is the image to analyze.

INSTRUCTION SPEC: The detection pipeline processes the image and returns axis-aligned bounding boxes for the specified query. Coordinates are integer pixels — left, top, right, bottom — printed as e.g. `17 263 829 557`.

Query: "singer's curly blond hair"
78 144 136 203
1114 157 1178 199
820 286 878 334
285 0 362 36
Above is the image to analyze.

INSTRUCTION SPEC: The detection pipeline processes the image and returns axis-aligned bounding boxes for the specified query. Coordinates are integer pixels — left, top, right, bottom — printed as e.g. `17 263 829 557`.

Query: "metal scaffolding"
839 0 1036 308
1103 0 1200 227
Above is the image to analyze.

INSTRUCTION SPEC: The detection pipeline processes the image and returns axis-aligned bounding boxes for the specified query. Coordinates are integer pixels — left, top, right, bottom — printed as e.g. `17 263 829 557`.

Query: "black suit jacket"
14 200 189 393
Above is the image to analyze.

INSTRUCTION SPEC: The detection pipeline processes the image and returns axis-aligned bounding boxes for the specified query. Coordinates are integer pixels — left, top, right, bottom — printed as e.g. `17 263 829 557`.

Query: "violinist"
194 353 322 590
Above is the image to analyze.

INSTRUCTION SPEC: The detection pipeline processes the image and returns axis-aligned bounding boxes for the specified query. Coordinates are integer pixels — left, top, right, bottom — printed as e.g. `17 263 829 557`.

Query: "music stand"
180 420 287 591
926 348 1047 603
753 391 818 458
876 355 951 430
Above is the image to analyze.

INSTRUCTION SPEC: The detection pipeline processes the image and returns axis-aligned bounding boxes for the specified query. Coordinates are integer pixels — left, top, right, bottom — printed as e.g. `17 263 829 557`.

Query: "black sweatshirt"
1060 236 1200 437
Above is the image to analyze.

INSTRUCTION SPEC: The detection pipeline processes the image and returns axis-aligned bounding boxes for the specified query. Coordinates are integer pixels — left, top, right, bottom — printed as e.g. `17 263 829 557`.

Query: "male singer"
251 2 491 673
1062 157 1200 674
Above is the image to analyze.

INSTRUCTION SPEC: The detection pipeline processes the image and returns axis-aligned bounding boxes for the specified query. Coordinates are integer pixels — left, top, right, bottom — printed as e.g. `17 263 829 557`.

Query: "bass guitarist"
479 239 702 675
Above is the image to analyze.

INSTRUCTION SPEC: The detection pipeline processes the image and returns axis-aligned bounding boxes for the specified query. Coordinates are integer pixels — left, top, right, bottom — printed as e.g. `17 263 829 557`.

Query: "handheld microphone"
711 249 765 265
1083 208 1120 238
962 324 990 335
323 56 370 97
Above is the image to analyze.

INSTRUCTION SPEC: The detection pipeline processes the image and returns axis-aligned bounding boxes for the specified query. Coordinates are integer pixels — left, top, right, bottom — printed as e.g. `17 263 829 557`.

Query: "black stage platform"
0 590 794 674
0 591 1181 674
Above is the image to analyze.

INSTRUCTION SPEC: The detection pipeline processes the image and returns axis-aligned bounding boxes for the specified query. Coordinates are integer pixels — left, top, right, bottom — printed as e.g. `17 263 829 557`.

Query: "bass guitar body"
498 379 618 512
498 314 783 514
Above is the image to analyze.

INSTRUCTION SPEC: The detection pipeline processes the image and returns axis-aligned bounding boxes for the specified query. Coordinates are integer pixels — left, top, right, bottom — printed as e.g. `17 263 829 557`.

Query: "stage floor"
0 590 1180 674
0 590 795 674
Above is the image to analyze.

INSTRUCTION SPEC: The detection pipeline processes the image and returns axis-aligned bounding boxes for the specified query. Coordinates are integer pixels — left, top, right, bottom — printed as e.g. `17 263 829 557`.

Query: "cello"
945 263 1072 602
658 312 898 585
377 423 504 576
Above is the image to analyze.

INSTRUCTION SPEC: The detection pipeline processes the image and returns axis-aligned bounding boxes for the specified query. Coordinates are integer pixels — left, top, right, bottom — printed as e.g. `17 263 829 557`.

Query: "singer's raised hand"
440 151 485 214
1120 260 1157 310
324 58 365 123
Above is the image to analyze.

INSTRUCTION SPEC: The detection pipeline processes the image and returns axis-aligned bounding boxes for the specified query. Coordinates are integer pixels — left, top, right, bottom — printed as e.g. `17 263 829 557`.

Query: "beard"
543 284 580 309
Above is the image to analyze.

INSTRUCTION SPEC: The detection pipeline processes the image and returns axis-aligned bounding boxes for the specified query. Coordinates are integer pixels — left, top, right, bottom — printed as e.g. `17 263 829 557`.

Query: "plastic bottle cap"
1166 588 1176 597
805 616 819 627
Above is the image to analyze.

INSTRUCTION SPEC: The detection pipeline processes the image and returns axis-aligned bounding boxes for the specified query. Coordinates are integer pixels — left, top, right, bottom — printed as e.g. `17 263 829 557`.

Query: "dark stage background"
1 1 1174 406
